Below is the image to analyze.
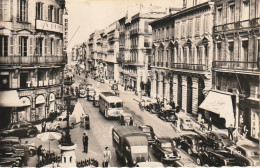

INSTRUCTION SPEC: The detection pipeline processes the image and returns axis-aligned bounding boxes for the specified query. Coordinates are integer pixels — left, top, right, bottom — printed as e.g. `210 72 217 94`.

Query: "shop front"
199 90 235 128
49 93 56 115
19 97 31 122
35 95 46 120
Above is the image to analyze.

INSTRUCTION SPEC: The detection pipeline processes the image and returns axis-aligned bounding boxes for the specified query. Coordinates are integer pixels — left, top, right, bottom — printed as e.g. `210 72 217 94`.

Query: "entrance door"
198 78 205 114
177 75 182 108
187 76 192 114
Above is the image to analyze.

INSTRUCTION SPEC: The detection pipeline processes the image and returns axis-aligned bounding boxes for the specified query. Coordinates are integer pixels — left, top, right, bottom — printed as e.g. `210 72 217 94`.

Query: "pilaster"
182 76 187 112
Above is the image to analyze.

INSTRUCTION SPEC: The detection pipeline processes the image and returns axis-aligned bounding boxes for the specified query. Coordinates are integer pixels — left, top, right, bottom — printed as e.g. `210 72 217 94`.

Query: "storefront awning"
199 91 235 127
0 90 23 107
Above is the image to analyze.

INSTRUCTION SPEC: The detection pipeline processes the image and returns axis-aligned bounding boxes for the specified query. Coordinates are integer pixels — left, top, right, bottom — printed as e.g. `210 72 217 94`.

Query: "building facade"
212 0 260 140
150 1 214 116
0 0 66 128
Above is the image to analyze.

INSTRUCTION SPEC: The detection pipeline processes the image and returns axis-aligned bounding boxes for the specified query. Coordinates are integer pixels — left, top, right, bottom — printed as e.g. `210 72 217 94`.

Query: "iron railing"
0 56 67 65
171 63 207 71
213 61 259 71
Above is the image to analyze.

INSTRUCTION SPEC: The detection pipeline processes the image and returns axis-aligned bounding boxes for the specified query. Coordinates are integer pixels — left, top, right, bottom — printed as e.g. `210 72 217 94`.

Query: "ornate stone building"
0 0 66 128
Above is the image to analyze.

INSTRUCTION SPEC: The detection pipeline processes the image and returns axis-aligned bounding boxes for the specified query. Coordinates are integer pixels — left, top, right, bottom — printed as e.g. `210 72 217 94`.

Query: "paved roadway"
24 73 197 167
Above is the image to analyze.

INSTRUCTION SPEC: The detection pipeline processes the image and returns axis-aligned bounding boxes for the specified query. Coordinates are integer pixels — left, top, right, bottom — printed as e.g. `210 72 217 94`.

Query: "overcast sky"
66 0 183 52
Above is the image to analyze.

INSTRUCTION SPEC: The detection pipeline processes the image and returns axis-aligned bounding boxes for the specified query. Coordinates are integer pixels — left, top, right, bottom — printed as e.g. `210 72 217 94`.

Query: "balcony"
116 57 123 63
171 63 207 71
130 29 138 36
36 19 63 34
213 61 259 71
214 19 259 32
0 56 66 65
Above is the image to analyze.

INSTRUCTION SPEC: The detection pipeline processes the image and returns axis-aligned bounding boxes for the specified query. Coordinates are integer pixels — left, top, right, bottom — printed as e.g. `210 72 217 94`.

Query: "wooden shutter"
10 36 14 56
29 36 33 56
18 36 21 56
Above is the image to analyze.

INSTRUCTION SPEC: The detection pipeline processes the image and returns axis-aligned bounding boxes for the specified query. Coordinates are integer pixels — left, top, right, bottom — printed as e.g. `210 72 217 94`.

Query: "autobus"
99 92 124 119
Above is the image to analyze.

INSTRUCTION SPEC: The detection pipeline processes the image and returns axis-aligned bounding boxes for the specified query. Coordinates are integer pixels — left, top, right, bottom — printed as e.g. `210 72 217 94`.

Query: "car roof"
239 144 259 151
136 162 164 167
139 125 152 129
158 137 172 142
121 113 132 117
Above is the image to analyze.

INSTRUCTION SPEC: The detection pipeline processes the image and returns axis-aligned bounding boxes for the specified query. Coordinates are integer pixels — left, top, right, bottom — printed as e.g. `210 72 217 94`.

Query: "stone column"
182 76 187 112
136 67 141 94
192 77 199 115
173 74 178 104
158 80 163 100
165 80 170 102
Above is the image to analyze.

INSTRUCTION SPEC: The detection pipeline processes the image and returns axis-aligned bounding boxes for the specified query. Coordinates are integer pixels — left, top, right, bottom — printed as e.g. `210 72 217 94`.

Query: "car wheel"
196 157 202 165
27 130 36 138
187 148 193 155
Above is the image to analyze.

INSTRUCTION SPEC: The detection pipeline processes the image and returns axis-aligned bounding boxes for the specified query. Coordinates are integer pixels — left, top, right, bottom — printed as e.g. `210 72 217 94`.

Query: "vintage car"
179 118 193 131
47 114 76 131
87 88 96 101
92 93 99 107
173 134 207 155
151 138 181 163
158 110 178 123
136 161 164 167
79 88 87 98
196 149 253 167
226 144 260 166
0 157 21 167
203 131 234 150
147 103 161 114
120 113 133 126
138 125 156 144
0 122 38 138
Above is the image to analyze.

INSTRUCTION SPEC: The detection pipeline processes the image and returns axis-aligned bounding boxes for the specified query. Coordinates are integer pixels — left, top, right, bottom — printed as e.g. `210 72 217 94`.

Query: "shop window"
0 36 8 56
20 73 29 88
0 75 9 90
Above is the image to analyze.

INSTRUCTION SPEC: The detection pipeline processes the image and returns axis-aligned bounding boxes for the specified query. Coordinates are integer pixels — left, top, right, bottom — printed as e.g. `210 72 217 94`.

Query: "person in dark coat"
129 117 134 126
208 117 213 131
37 145 43 163
82 133 88 153
41 121 46 133
228 124 234 140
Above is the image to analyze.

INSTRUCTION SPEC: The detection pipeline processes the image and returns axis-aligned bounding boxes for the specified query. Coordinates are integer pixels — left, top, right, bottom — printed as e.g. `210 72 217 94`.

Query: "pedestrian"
37 145 43 163
82 133 88 153
228 124 234 140
200 118 205 132
103 147 111 167
242 125 248 138
23 141 29 166
129 117 134 126
208 117 213 131
41 121 46 133
80 114 84 128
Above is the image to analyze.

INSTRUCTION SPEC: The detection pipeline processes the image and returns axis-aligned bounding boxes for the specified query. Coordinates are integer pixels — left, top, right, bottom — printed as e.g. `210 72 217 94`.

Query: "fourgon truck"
112 126 150 166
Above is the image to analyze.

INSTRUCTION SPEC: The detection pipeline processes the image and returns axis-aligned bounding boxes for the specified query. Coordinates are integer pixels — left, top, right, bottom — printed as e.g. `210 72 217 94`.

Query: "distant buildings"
0 0 67 128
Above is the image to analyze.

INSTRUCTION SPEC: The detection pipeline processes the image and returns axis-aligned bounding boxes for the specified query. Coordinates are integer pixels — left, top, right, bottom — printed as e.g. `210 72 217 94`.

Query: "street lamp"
61 93 75 146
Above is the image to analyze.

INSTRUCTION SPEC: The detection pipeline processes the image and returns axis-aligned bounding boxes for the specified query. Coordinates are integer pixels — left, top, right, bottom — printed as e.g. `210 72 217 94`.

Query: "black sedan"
203 131 234 149
196 149 254 167
151 138 181 163
147 103 161 114
173 134 207 155
0 122 38 138
138 125 156 144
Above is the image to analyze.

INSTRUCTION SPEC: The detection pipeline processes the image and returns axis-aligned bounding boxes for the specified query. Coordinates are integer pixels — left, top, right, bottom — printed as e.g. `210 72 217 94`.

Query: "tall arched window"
19 0 28 22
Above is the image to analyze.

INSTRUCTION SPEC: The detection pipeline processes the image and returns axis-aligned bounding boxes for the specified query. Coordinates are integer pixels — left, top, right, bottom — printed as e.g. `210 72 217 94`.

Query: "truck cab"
112 126 149 166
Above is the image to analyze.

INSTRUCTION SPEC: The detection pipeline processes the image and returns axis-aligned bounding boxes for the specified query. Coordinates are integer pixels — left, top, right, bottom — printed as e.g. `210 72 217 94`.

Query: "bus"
99 92 124 119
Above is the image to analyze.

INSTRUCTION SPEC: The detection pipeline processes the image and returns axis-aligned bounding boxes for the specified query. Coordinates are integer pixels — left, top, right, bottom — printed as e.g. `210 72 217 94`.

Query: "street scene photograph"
0 0 259 167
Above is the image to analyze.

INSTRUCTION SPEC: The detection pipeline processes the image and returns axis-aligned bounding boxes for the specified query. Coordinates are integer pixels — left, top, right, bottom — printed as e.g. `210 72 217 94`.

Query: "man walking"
82 133 88 153
103 147 111 167
228 124 234 140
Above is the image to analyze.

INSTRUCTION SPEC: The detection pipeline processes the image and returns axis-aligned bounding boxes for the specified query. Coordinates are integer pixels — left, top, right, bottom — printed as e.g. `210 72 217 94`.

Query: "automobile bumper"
162 157 180 162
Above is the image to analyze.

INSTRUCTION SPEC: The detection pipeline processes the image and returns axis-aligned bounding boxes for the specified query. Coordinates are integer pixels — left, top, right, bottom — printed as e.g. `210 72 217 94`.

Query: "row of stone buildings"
0 0 68 128
73 0 259 141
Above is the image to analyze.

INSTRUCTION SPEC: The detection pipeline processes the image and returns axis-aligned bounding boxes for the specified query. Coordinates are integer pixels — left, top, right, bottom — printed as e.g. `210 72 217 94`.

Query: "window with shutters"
217 7 223 25
195 17 200 36
166 27 169 39
0 36 8 57
181 22 185 38
217 43 221 60
29 37 32 56
36 2 43 20
228 42 234 61
48 5 54 22
51 38 54 55
242 1 249 21
19 37 28 57
183 47 187 63
188 20 192 37
176 23 179 38
36 37 43 56
204 15 209 33
19 0 28 22
170 48 174 63
44 38 47 56
228 3 235 23
144 21 148 33
0 0 9 21
197 46 201 64
242 40 248 63
204 45 208 67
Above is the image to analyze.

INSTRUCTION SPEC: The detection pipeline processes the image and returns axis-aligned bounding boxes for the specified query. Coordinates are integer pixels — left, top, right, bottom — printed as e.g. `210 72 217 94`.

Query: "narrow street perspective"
0 0 259 167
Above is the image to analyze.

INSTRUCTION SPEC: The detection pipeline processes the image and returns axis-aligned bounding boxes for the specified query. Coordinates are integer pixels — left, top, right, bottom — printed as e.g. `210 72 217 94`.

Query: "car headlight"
133 161 136 165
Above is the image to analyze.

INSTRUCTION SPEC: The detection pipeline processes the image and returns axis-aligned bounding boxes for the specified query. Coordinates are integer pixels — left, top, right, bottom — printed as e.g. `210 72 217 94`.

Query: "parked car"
226 144 260 166
179 118 193 131
173 134 207 155
158 110 178 123
47 114 76 131
138 125 156 144
92 93 99 107
0 122 38 138
0 157 21 167
151 138 181 163
87 88 95 101
196 149 254 167
147 103 161 114
120 113 133 126
203 131 234 150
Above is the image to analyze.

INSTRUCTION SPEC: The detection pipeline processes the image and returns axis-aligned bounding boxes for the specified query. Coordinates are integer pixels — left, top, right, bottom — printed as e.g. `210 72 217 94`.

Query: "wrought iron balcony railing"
213 61 259 71
0 56 67 65
171 63 207 71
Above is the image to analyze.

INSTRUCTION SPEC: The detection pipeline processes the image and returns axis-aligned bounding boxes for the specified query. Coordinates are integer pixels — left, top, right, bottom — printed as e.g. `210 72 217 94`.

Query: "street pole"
235 89 240 133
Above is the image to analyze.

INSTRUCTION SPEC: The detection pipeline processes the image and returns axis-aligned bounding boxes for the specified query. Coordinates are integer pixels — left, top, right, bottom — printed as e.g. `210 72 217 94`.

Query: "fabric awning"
0 90 23 107
199 91 235 127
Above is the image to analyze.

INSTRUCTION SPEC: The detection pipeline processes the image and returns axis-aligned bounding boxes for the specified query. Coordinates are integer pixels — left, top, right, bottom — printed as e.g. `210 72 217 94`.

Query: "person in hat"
82 133 88 153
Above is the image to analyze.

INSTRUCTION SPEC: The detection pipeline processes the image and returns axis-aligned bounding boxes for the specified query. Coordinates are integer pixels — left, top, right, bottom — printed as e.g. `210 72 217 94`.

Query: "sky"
66 0 183 53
